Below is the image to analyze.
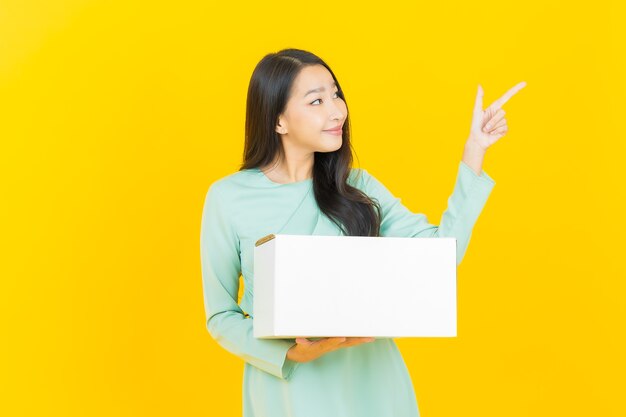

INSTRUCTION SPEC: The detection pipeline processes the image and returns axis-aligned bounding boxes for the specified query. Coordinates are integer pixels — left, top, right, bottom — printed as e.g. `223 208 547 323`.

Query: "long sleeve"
200 182 299 380
361 161 496 265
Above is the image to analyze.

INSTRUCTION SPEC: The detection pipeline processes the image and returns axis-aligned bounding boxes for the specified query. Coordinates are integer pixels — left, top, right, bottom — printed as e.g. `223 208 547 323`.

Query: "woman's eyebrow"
303 81 338 97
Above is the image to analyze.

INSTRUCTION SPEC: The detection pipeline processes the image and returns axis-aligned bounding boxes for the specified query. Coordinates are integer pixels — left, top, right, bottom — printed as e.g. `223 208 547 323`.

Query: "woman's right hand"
286 337 376 363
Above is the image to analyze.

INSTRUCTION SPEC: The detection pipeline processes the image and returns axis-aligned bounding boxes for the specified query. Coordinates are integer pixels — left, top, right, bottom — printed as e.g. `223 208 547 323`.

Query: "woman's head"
241 48 350 170
241 48 380 236
275 64 347 155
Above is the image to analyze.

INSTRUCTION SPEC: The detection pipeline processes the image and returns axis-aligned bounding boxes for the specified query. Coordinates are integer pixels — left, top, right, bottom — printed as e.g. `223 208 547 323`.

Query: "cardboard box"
253 234 457 338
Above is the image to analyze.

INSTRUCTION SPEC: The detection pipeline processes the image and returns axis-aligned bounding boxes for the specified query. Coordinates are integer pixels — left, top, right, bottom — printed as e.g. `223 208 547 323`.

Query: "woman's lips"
323 127 343 136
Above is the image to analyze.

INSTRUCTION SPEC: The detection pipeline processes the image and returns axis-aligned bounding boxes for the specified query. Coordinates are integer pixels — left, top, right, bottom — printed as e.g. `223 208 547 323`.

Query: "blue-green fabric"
200 161 495 416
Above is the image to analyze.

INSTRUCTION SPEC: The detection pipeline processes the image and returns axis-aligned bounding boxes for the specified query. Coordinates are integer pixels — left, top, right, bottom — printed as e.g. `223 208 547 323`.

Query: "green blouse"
200 161 495 416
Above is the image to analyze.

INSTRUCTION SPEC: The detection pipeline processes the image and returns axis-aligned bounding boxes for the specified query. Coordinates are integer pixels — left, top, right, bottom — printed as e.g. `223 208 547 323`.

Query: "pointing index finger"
489 81 527 111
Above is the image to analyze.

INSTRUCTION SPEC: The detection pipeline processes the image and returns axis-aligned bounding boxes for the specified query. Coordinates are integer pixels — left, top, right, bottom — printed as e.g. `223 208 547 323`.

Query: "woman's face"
276 64 348 154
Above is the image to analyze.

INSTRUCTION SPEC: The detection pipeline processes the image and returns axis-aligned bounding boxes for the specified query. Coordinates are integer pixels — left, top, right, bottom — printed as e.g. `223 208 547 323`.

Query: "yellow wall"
1 1 624 415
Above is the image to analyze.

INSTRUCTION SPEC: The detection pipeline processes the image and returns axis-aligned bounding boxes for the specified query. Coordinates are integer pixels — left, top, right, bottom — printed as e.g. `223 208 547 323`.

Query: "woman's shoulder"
204 169 258 201
348 166 374 190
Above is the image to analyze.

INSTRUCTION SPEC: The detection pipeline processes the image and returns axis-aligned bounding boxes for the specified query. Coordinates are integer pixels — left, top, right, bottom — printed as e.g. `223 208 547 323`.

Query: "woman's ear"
275 117 287 134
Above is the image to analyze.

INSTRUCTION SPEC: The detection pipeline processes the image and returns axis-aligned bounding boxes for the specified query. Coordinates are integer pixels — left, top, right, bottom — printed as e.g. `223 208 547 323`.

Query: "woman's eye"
311 91 340 105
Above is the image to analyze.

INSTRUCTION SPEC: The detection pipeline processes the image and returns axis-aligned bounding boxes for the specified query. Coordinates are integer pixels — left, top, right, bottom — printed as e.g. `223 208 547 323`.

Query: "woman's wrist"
462 139 486 176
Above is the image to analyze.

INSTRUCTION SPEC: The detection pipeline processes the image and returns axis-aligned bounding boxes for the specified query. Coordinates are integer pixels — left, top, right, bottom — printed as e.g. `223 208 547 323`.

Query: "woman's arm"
200 182 298 380
462 140 486 176
357 162 495 266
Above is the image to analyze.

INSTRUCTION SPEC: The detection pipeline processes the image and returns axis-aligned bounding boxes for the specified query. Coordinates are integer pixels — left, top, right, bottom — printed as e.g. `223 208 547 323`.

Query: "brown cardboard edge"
255 233 276 247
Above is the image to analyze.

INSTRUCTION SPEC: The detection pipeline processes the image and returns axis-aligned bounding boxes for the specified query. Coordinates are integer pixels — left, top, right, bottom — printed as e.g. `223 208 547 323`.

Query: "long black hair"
240 48 381 237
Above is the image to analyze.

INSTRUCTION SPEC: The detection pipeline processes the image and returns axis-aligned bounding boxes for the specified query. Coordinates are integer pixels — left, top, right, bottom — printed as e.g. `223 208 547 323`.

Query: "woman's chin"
318 137 343 152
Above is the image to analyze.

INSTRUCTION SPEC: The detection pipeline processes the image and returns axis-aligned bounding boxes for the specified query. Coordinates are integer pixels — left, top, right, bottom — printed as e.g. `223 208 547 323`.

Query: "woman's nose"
330 105 346 121
327 96 346 121
331 113 343 122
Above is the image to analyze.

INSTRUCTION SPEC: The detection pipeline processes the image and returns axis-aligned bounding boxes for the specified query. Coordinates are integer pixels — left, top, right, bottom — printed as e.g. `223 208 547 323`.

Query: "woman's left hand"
468 81 527 151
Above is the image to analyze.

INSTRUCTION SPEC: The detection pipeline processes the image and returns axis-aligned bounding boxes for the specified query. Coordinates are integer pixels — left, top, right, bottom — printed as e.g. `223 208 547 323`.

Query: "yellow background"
1 0 624 415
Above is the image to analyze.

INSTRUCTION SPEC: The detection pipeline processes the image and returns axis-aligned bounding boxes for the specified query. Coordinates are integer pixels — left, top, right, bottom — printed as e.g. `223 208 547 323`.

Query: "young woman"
200 48 525 416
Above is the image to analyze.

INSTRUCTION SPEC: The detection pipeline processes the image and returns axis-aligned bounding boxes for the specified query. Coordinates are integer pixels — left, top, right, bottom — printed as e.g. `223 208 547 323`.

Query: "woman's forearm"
462 139 487 176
